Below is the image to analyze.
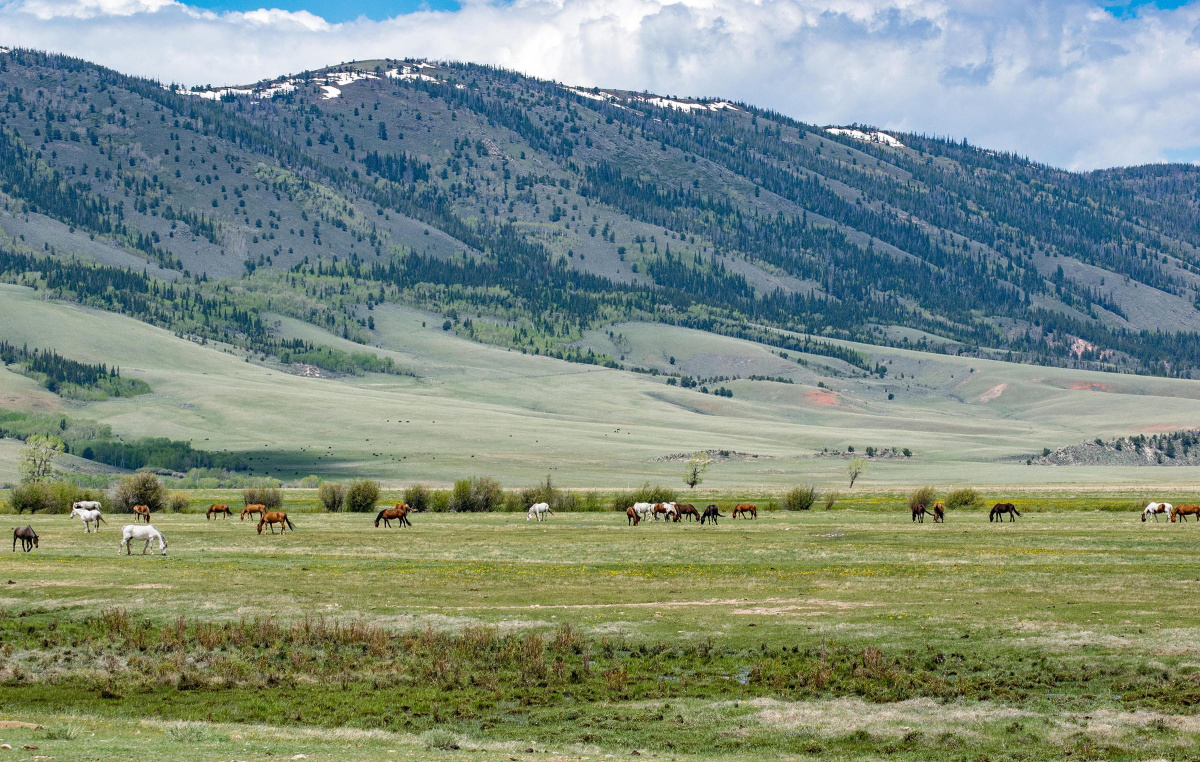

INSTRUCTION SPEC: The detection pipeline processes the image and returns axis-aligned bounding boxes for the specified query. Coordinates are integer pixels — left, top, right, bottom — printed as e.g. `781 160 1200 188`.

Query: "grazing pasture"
3 508 1200 760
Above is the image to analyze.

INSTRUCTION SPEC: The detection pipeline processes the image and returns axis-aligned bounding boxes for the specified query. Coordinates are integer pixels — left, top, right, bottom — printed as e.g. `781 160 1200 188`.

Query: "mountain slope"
2 49 1200 377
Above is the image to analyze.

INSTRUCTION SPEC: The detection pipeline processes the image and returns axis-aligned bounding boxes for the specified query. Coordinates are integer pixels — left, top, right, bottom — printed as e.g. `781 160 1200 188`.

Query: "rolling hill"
2 48 1200 485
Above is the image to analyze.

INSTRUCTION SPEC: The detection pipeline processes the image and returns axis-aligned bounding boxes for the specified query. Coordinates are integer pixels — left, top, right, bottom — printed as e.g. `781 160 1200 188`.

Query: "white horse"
631 502 657 522
119 524 167 555
70 505 108 533
527 502 554 521
1142 502 1172 522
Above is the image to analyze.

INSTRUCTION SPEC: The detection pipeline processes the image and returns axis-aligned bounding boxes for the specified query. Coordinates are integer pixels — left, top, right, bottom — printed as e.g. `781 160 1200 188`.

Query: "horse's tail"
98 515 108 525
1013 509 1022 516
286 516 296 530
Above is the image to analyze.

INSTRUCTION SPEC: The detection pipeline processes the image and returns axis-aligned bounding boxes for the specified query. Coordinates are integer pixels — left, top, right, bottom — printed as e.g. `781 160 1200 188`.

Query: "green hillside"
4 283 1200 487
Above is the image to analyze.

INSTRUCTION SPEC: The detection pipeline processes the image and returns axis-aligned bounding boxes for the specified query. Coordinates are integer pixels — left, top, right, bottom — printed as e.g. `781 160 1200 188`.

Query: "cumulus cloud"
1 0 1199 169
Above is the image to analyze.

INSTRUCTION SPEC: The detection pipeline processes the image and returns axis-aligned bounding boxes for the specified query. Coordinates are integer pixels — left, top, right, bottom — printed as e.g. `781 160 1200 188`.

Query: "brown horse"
732 503 757 519
241 504 265 521
701 505 724 525
626 506 641 526
206 504 232 520
257 511 295 535
931 502 945 523
673 504 700 522
990 503 1021 522
375 503 413 528
1171 504 1200 523
132 504 151 523
12 526 37 552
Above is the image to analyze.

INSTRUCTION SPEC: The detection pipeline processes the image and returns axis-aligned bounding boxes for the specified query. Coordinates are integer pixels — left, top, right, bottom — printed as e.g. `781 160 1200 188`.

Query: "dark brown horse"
701 505 724 525
732 503 757 519
241 504 265 521
673 504 700 522
257 511 295 535
206 504 232 520
131 504 151 523
626 506 641 526
12 526 37 552
990 503 1021 522
1171 504 1200 523
375 503 413 528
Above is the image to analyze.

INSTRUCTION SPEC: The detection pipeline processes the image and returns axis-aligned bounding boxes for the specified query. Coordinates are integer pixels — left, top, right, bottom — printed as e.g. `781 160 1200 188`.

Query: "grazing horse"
131 504 151 523
653 502 677 522
701 505 725 525
241 504 265 521
990 503 1021 522
930 502 945 523
118 524 167 555
631 502 656 523
527 502 554 522
626 506 641 526
375 503 413 528
1171 504 1200 523
206 504 232 520
258 511 296 535
12 526 37 552
673 504 700 522
912 505 929 523
1142 502 1172 522
732 503 757 520
70 505 108 533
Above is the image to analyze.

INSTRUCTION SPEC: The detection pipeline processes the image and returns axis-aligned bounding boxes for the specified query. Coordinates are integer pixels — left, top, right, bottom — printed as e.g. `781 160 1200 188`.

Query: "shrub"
298 474 323 488
404 483 431 512
318 482 346 512
450 477 504 512
515 474 580 512
345 479 381 512
242 485 282 510
908 486 937 513
113 472 168 513
421 728 460 751
169 492 190 513
9 481 55 514
611 483 676 511
43 482 107 514
823 490 840 511
783 485 818 511
944 488 981 511
429 489 452 512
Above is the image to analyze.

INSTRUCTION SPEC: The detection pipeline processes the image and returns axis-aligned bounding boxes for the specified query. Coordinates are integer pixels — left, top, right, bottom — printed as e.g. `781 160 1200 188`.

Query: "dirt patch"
126 584 176 590
749 696 1030 738
804 390 839 406
0 721 43 729
1069 381 1111 392
976 383 1007 403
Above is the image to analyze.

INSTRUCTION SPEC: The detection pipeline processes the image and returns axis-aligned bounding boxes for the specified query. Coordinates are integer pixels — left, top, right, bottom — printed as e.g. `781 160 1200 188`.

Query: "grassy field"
5 283 1200 489
3 507 1200 760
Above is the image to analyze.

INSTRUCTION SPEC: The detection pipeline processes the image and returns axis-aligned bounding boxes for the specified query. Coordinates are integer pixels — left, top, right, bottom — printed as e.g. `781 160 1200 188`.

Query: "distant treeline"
0 341 150 399
0 411 246 473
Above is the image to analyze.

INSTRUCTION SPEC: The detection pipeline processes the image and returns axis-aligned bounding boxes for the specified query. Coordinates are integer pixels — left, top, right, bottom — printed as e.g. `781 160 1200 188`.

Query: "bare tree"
846 457 867 489
683 452 713 489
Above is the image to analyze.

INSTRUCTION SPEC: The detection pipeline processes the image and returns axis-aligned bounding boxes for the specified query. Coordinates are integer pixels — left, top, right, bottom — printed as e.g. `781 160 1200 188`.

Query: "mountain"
2 48 1200 379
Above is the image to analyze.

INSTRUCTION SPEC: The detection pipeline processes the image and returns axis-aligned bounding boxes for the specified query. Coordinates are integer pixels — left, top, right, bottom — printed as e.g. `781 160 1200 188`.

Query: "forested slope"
2 49 1200 377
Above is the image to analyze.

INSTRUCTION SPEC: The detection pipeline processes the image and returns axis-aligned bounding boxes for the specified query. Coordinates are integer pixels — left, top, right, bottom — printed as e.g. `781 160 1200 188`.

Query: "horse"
375 503 413 528
701 505 725 525
630 502 656 523
258 511 296 535
912 505 929 523
1171 504 1200 523
12 526 37 552
626 506 641 526
241 504 265 521
1142 502 1172 522
527 502 554 522
673 504 700 522
732 503 757 520
990 503 1021 522
931 502 945 523
118 524 167 556
132 504 151 523
653 502 677 522
206 504 232 520
70 505 108 533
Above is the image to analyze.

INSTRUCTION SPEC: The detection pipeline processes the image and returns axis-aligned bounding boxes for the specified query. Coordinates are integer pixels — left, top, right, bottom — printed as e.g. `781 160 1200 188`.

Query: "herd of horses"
1141 502 1200 523
622 501 758 526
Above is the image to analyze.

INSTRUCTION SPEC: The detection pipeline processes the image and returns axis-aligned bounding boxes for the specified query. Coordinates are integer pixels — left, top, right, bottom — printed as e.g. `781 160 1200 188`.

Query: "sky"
1 0 1198 170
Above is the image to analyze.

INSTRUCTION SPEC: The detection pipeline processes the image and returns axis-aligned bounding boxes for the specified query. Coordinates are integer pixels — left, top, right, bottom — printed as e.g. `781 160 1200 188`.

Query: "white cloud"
1 0 1199 169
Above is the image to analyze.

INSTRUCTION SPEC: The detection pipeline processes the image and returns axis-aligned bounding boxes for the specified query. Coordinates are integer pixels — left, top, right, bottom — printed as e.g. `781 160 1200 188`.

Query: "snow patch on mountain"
640 96 740 113
825 127 904 148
